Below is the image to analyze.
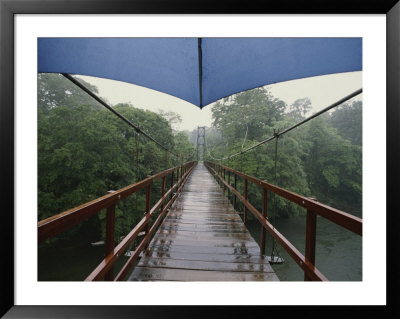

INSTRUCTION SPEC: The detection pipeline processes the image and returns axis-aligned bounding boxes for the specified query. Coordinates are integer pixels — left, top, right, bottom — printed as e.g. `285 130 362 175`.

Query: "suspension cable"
241 124 249 152
62 73 180 158
270 129 283 263
205 137 259 162
219 88 362 161
135 132 139 215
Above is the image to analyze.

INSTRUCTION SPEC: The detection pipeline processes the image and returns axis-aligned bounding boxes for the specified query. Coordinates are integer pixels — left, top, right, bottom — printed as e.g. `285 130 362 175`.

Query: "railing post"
260 188 268 255
234 174 237 210
223 168 226 193
161 176 166 212
170 170 174 202
227 170 231 200
105 190 116 281
145 182 151 240
244 179 248 226
304 197 317 281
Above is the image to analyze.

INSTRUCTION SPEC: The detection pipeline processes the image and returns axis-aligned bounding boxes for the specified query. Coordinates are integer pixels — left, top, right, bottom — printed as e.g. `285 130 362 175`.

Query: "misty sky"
77 71 362 132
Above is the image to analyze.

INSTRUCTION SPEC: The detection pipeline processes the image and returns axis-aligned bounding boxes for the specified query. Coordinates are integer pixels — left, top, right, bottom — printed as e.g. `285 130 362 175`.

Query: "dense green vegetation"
204 87 362 218
37 73 362 282
38 74 195 245
38 73 361 247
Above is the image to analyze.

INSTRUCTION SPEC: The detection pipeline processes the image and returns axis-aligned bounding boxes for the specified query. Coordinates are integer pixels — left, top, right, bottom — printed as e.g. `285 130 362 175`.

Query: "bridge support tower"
196 126 206 162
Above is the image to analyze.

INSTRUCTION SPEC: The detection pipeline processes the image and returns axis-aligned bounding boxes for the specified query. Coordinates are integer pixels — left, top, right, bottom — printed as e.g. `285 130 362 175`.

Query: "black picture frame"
1 0 398 317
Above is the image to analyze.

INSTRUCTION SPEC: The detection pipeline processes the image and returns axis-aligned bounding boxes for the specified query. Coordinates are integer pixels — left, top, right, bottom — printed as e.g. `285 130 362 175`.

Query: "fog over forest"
38 73 362 281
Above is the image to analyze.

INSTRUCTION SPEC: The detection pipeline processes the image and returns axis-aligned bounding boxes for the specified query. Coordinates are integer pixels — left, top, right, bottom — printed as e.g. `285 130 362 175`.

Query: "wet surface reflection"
129 163 279 281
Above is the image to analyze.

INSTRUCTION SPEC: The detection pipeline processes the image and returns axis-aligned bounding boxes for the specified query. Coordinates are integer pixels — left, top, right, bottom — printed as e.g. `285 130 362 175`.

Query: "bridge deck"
128 163 279 281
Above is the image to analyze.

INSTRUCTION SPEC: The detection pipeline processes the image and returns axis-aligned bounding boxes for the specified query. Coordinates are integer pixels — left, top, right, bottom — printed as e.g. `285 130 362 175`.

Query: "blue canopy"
38 38 362 108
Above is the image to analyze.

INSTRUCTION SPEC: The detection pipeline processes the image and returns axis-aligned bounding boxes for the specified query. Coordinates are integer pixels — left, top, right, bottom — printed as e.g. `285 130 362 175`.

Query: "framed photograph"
1 0 398 317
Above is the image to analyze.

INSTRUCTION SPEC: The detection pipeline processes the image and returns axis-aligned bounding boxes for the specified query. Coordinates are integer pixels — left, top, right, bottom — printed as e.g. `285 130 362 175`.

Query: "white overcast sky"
77 71 362 132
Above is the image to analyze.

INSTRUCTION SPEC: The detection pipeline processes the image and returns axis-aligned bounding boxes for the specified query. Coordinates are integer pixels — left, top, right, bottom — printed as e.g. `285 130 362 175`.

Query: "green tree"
328 100 362 146
211 87 286 142
207 88 312 218
38 73 102 112
38 74 184 243
173 131 196 161
207 85 362 218
287 97 312 120
158 110 182 131
304 116 362 213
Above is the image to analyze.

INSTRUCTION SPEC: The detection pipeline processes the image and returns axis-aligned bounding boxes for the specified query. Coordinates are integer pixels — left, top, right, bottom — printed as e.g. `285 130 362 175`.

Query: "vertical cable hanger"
135 132 140 215
270 128 283 264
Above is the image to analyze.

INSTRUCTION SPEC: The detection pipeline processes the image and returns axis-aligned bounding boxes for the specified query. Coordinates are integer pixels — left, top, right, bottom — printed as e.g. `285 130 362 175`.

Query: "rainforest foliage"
205 87 362 218
38 74 195 245
38 74 361 246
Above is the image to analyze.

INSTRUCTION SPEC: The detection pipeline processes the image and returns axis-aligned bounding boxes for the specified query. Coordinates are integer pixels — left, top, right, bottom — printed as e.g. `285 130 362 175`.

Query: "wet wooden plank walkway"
128 163 279 281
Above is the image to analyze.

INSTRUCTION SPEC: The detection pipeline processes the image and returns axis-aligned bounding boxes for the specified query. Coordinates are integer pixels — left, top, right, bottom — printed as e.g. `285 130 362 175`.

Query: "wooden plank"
137 257 275 273
160 221 247 232
159 228 247 235
166 209 239 215
170 204 235 209
145 244 262 255
163 218 244 225
165 213 242 220
168 206 234 212
129 267 279 281
162 219 245 226
149 238 259 248
153 232 254 241
177 198 225 202
128 163 279 282
141 249 271 264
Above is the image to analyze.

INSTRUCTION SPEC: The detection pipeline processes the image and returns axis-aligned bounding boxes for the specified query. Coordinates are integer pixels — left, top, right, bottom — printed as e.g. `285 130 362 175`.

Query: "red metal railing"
204 161 362 281
38 161 197 281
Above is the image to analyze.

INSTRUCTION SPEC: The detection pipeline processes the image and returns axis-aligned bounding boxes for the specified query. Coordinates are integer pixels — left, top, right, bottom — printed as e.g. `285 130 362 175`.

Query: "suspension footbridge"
128 163 279 281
